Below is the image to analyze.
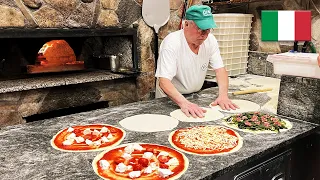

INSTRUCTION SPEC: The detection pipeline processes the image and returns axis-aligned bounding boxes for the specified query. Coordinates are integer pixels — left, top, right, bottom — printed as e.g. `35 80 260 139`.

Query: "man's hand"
213 67 238 110
179 100 207 118
159 77 207 118
211 96 238 110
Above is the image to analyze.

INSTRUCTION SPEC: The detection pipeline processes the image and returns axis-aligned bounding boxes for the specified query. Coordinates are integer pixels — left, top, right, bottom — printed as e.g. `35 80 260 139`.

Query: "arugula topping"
224 112 288 133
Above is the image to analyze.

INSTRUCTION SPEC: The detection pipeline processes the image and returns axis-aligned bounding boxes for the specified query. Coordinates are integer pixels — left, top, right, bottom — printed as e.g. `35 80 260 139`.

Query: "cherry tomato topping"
146 148 159 154
146 148 154 152
109 128 117 133
138 158 149 167
114 157 125 164
73 129 81 134
132 164 143 171
158 155 169 163
129 157 139 165
153 149 159 154
159 163 169 169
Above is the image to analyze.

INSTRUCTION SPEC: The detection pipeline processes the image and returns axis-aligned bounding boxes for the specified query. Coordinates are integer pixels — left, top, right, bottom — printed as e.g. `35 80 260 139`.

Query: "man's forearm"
215 67 229 97
159 78 187 106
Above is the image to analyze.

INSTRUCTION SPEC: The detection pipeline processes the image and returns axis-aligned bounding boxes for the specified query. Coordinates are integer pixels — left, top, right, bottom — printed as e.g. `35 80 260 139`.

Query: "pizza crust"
221 119 293 134
170 107 224 122
168 126 243 156
92 143 189 180
50 124 126 152
210 99 260 113
119 114 179 132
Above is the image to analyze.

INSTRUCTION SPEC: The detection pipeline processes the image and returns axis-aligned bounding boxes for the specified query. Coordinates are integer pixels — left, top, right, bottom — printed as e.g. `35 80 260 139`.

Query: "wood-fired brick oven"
0 28 139 80
0 28 142 125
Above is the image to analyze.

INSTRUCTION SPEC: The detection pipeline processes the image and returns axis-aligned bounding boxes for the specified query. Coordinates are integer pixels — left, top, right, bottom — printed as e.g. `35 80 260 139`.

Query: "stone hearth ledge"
0 88 318 180
0 71 130 94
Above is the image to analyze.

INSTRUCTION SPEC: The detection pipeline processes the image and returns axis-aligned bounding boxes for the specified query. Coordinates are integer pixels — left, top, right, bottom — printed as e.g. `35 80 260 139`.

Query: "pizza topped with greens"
222 112 292 133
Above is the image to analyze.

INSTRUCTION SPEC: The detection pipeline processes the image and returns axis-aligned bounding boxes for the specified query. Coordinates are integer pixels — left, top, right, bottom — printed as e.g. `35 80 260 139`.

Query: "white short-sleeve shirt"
155 29 224 98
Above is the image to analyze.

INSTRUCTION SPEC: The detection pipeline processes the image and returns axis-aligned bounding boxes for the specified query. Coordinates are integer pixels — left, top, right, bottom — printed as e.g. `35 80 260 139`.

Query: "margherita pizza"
169 126 243 156
222 112 293 134
92 143 189 180
51 124 126 152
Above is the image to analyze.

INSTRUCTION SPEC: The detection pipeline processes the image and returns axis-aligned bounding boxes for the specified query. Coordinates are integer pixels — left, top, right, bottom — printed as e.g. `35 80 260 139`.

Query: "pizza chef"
155 5 239 118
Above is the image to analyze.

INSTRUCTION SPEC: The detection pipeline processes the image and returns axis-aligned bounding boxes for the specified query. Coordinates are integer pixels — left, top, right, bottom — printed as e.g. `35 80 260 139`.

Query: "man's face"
188 21 211 46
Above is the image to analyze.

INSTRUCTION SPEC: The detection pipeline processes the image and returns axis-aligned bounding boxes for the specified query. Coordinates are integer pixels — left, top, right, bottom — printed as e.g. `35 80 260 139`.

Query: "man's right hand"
158 77 206 118
179 100 206 118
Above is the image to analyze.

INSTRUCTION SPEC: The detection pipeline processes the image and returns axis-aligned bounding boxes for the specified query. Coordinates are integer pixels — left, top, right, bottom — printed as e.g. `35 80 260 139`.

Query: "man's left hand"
211 96 239 110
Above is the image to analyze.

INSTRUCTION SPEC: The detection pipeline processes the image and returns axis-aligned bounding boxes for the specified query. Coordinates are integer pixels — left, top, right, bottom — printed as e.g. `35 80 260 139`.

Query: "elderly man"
155 5 238 118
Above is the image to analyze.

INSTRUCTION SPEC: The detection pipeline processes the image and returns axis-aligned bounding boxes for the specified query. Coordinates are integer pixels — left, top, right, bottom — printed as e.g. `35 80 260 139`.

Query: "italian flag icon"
261 10 311 41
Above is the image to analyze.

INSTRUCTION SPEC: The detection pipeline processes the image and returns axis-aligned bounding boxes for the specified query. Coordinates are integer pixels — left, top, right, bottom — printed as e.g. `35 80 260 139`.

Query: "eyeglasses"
193 23 211 35
197 28 211 35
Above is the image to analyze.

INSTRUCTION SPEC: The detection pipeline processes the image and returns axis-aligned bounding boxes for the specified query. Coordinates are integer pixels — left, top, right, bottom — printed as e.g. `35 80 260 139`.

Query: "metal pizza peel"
142 0 170 69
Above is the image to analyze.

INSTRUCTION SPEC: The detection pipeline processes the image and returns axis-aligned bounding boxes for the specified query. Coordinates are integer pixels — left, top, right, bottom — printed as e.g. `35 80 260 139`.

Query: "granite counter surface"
0 88 318 180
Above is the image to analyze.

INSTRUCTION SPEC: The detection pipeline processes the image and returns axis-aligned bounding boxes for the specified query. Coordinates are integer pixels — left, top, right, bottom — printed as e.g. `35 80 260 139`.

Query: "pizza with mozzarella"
51 124 125 152
92 143 189 180
169 126 243 156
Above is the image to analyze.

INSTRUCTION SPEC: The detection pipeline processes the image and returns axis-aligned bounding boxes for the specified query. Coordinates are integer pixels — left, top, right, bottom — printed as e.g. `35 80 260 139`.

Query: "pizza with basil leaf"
51 124 125 152
92 143 189 180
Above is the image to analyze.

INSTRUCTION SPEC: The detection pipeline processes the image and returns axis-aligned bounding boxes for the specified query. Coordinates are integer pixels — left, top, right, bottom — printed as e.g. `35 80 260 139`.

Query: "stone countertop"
0 88 318 180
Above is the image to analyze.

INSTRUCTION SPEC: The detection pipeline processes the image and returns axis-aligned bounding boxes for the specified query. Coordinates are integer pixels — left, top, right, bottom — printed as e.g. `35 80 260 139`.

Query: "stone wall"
247 51 281 78
0 78 138 128
277 75 320 124
158 0 202 42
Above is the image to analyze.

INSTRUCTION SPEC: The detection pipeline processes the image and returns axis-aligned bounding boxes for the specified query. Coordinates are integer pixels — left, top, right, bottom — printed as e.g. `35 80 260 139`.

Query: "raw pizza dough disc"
170 107 224 122
119 114 179 132
210 99 260 113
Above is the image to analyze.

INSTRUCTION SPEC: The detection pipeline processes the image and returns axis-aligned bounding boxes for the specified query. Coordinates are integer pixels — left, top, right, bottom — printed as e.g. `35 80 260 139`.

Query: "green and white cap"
186 5 217 30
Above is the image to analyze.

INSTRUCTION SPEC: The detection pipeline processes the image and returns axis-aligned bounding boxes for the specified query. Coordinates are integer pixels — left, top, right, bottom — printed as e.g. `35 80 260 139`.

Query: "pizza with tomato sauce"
92 143 189 180
169 126 243 156
51 124 125 152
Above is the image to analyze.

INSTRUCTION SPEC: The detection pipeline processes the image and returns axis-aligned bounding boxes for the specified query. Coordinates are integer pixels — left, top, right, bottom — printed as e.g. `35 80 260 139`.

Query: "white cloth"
155 29 224 98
